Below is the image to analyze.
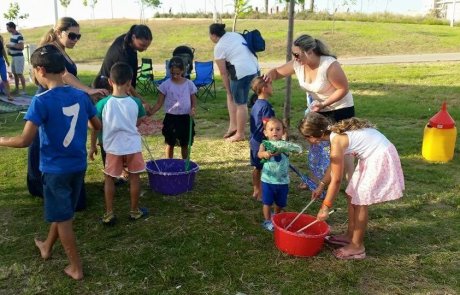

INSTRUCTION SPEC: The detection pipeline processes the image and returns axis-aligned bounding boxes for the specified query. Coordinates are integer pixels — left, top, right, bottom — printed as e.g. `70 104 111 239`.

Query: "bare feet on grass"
34 238 51 260
64 265 83 281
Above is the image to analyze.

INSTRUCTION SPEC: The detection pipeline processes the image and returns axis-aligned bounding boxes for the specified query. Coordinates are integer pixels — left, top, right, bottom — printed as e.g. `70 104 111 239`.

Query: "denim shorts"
261 182 288 208
43 171 85 222
230 73 257 105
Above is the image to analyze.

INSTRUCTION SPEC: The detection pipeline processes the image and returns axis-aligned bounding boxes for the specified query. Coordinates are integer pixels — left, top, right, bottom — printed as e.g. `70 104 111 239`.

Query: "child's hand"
311 186 324 199
88 146 98 161
317 206 329 221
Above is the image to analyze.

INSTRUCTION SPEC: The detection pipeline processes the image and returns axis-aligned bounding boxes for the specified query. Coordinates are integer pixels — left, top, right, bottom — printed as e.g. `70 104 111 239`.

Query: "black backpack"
241 29 265 58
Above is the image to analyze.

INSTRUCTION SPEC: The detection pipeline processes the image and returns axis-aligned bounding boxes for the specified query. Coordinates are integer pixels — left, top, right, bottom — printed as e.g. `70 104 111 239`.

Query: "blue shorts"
230 73 257 105
0 58 7 82
261 182 288 208
250 140 263 169
43 171 85 222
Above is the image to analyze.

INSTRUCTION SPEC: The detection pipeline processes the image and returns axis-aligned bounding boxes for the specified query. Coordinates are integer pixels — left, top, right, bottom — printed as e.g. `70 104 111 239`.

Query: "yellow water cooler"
422 102 457 162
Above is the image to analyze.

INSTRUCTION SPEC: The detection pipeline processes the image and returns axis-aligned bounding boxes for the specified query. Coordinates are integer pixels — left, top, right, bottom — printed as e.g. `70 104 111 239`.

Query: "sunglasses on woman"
64 31 82 41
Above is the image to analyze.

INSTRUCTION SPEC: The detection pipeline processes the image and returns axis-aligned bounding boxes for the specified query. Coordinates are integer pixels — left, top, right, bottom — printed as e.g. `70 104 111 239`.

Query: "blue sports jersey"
250 99 275 143
25 86 97 174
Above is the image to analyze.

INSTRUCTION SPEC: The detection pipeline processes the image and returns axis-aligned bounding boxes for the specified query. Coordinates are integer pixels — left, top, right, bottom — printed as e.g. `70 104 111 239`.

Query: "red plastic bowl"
272 212 330 257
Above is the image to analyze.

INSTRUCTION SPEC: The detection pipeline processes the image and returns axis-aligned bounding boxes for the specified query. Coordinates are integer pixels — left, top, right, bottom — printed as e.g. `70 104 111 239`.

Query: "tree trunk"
265 0 269 13
283 0 295 133
309 0 314 12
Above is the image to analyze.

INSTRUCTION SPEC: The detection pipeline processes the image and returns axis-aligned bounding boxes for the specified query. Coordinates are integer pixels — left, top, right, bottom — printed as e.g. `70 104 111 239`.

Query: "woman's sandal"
325 235 351 246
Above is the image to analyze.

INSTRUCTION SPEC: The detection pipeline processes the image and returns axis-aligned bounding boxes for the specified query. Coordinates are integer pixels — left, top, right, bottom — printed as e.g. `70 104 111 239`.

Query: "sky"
0 0 430 31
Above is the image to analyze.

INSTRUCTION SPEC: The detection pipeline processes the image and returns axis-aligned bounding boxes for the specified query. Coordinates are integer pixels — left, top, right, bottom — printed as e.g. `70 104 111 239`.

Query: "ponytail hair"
298 112 375 138
209 23 226 37
40 17 79 46
123 24 152 49
293 34 336 59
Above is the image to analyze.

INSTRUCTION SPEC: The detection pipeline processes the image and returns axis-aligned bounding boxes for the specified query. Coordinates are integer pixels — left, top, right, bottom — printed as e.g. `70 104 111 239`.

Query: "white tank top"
330 128 390 160
293 56 354 111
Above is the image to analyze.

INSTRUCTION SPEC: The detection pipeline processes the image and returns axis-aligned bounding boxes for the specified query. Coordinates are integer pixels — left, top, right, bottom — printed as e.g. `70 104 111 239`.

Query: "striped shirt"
8 33 24 56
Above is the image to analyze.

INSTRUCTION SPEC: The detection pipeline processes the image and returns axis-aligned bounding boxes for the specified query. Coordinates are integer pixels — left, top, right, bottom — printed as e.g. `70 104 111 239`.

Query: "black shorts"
319 106 355 123
162 113 195 147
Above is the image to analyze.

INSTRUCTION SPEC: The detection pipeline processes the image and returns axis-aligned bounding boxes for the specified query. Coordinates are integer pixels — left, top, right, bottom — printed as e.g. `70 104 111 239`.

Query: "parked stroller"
172 45 195 79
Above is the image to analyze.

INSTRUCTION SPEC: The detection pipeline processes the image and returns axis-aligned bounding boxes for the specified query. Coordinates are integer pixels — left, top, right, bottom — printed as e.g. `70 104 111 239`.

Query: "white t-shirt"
214 32 259 80
293 56 354 111
102 96 143 155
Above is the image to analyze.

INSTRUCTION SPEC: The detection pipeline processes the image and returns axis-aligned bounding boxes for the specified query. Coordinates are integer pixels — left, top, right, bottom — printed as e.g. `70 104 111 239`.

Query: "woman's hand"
87 88 109 97
309 101 324 112
262 69 277 83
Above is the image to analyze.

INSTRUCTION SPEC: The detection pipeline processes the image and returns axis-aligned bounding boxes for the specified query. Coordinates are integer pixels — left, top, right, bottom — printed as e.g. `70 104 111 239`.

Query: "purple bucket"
146 159 199 195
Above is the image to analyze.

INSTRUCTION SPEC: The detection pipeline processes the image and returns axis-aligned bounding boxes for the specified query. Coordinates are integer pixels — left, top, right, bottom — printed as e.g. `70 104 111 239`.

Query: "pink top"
158 78 197 115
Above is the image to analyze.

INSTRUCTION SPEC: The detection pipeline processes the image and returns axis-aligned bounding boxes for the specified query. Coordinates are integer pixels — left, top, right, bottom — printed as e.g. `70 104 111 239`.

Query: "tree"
283 0 295 131
137 0 161 23
3 2 29 24
232 0 252 32
309 0 314 12
60 0 71 16
82 0 98 19
265 0 269 13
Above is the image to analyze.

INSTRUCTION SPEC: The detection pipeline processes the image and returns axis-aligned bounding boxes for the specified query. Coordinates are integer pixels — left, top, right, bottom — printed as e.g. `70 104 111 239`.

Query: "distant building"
426 0 460 20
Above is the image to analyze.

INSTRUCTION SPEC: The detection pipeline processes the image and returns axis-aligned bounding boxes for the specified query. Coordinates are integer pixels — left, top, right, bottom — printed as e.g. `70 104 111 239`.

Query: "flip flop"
223 130 237 139
325 235 350 246
333 247 366 260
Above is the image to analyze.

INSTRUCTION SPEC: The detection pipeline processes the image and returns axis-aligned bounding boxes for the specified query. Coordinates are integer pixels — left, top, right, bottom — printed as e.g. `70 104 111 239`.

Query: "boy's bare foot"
64 265 83 280
34 238 51 260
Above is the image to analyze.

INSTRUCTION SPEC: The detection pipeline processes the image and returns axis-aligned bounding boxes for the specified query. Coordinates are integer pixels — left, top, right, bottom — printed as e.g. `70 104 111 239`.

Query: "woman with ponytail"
97 24 152 89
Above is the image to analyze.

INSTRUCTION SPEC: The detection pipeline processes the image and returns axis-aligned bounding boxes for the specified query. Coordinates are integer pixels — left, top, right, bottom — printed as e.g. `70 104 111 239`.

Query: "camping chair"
136 58 157 95
193 61 216 103
154 60 170 87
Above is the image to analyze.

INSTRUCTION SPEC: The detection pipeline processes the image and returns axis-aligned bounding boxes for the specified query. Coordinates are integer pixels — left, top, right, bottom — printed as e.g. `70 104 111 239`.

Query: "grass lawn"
0 60 459 294
3 18 460 65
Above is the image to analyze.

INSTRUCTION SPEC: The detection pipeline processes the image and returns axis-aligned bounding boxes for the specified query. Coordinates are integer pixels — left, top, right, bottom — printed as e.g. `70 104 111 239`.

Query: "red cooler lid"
428 102 456 129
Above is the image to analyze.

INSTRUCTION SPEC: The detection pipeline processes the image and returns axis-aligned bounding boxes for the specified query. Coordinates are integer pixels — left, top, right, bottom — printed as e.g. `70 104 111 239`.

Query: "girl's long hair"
298 112 375 137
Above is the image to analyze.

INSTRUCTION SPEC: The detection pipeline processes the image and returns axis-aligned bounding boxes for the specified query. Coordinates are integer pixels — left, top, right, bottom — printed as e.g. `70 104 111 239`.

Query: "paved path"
76 52 460 73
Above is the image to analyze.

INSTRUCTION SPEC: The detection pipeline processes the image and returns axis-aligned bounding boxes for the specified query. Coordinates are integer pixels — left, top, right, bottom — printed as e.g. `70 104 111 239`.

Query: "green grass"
0 59 459 293
3 18 460 65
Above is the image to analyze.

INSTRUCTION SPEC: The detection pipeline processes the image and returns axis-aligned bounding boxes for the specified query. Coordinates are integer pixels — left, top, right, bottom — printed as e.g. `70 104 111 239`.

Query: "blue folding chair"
193 61 215 103
154 60 170 87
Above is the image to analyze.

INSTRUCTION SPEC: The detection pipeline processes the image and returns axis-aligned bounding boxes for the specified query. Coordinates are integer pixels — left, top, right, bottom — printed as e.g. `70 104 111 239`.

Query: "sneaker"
129 207 149 221
101 212 116 225
262 220 274 232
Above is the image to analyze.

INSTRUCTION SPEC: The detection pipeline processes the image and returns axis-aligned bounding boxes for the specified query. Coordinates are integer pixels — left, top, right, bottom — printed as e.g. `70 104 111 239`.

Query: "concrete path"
76 52 460 73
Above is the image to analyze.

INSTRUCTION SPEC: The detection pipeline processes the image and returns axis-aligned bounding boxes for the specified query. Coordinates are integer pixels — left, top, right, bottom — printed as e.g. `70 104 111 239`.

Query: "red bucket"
272 212 330 257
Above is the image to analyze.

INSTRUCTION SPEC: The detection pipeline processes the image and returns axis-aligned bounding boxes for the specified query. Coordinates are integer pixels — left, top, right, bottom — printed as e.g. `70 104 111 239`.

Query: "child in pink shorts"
90 62 148 225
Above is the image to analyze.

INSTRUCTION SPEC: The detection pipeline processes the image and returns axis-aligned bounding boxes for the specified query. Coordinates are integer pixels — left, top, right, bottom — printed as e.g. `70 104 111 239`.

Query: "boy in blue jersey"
249 76 275 201
0 44 101 280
